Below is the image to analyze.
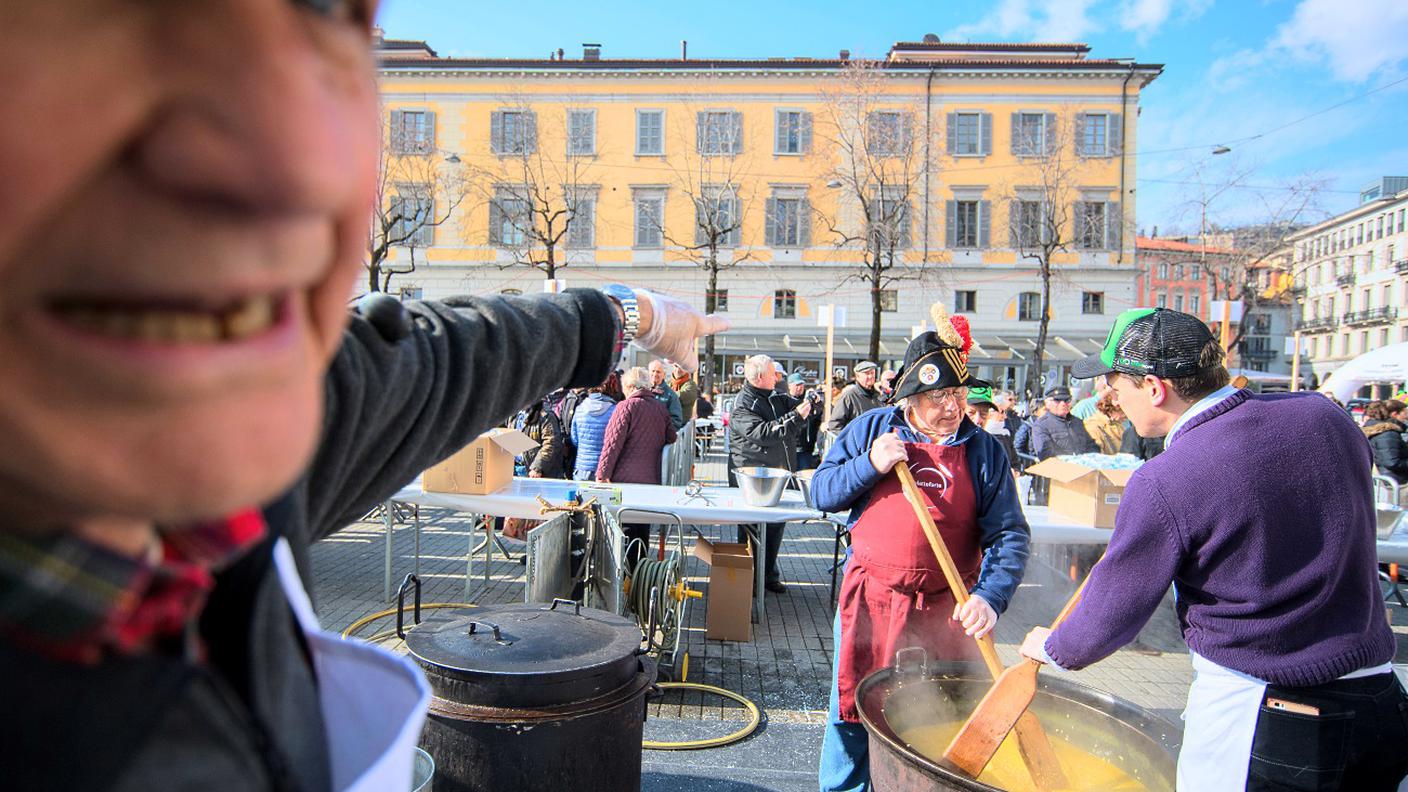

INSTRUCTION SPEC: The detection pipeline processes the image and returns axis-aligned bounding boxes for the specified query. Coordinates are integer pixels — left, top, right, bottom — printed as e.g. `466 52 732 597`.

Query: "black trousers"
622 523 651 572
1245 672 1408 791
736 522 785 585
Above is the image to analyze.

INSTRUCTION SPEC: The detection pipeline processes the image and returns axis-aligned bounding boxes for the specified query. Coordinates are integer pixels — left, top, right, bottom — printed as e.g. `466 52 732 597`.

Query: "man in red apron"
811 307 1032 791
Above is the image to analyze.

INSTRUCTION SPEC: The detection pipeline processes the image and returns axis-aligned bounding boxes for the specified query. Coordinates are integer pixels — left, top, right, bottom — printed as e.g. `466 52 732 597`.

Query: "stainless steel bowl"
734 466 793 507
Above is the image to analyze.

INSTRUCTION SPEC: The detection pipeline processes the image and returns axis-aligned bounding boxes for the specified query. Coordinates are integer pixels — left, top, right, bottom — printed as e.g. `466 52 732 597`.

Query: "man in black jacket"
729 355 812 593
0 6 726 790
1033 386 1100 459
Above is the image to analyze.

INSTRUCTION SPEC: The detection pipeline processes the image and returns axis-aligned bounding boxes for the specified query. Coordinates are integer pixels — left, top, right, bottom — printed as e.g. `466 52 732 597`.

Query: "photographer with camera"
787 373 824 470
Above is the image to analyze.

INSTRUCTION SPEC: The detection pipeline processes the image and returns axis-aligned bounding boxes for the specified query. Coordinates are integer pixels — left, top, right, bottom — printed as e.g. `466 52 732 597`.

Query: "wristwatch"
599 284 640 345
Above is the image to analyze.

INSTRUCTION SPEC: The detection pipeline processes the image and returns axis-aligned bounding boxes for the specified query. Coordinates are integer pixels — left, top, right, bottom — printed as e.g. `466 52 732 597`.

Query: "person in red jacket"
597 366 678 567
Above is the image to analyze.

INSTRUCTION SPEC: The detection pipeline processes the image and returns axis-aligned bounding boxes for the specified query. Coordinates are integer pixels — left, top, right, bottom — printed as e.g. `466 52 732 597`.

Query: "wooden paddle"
894 462 1068 791
941 573 1091 781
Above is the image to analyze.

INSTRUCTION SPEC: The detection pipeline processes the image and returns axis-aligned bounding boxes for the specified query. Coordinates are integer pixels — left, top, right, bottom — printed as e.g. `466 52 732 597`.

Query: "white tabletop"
1379 524 1408 565
1020 505 1116 546
391 477 823 525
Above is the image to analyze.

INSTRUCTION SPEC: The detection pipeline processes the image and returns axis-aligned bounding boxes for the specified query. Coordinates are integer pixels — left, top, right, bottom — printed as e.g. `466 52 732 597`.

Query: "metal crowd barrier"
660 421 696 486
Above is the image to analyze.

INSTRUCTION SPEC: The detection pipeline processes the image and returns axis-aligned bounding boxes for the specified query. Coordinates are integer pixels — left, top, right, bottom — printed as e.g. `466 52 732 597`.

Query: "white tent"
1319 342 1408 402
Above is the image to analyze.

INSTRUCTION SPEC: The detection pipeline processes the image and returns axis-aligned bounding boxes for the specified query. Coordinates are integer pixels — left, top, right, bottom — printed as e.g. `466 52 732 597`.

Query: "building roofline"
890 41 1091 53
1135 236 1237 255
1287 189 1408 241
379 56 1163 76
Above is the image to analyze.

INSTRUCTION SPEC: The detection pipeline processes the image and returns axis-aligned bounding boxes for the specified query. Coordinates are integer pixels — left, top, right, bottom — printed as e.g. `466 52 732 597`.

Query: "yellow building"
375 33 1161 391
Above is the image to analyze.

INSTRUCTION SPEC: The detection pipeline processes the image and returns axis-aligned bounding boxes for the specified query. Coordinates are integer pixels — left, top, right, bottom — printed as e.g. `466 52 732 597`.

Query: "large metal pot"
856 655 1180 791
398 587 654 792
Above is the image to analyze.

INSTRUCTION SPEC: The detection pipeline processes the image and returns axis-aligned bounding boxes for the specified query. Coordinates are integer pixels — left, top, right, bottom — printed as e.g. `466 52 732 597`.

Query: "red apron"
836 441 982 723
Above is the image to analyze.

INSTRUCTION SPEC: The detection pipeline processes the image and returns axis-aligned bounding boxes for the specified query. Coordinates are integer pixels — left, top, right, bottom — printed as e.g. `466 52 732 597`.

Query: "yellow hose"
345 606 761 752
339 602 478 641
642 682 762 751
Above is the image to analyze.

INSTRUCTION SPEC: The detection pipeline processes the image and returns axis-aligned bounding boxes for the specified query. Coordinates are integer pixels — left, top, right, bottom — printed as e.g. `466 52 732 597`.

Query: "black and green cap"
1071 307 1216 380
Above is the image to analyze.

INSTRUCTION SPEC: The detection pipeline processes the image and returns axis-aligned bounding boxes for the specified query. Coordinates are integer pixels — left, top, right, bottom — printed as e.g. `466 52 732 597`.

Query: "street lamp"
1211 145 1231 156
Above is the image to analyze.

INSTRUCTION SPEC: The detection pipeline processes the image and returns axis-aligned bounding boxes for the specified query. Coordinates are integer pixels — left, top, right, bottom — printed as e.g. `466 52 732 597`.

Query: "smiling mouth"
47 293 285 344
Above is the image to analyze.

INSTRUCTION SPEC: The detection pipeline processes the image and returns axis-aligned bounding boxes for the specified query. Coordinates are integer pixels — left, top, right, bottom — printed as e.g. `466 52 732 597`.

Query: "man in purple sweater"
1019 308 1405 791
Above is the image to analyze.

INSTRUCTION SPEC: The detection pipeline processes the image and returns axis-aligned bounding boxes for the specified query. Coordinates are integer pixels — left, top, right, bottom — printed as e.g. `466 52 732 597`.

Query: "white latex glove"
633 290 730 374
953 594 998 639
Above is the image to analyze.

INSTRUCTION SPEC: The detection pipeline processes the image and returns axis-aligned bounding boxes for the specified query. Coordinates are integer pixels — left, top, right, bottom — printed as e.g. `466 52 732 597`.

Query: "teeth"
222 296 275 341
51 296 277 344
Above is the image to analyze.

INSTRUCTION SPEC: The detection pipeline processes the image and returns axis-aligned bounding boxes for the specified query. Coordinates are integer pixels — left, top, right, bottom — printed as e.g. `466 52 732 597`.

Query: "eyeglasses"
920 388 967 406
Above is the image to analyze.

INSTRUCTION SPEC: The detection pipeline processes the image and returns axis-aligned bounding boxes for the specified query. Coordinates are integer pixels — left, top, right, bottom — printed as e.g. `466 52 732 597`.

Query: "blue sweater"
1047 390 1395 686
811 406 1031 614
570 394 616 478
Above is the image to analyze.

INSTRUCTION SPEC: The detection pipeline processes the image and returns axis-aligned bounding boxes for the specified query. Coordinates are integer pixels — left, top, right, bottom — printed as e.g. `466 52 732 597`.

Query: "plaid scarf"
0 510 266 664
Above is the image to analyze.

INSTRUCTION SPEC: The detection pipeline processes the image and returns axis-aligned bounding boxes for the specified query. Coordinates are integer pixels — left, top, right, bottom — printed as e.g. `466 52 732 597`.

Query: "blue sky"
377 0 1408 235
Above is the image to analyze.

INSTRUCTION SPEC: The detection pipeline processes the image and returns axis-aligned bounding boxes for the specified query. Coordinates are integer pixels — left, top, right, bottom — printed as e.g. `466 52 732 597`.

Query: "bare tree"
478 99 596 281
815 60 933 362
999 110 1124 396
367 110 470 293
657 104 759 391
1177 158 1324 359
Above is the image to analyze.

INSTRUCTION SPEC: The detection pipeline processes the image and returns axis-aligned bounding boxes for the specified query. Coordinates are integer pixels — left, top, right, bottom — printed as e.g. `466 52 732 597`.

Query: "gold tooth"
221 297 275 340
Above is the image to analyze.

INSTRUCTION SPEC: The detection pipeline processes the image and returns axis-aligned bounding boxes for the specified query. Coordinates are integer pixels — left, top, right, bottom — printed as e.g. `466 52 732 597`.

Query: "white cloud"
1120 0 1214 43
947 0 1101 43
1273 0 1408 82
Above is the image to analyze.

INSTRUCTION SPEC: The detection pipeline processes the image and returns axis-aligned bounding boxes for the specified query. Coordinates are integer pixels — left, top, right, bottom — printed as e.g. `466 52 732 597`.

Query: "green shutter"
946 112 958 155
980 112 993 155
1108 202 1123 251
765 197 778 246
799 199 812 246
800 112 813 153
945 200 957 248
1109 114 1124 156
1074 113 1087 157
424 111 437 152
775 111 788 153
490 111 505 154
979 200 991 249
1010 112 1021 155
389 110 405 153
730 111 744 154
1044 112 1057 156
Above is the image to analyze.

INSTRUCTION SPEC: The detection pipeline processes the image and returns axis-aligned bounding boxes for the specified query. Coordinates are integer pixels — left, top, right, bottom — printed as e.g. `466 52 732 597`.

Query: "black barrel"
856 659 1180 791
400 596 653 792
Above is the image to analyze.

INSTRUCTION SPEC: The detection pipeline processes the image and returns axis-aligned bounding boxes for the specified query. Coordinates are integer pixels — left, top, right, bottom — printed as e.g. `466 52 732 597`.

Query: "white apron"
273 539 431 792
1177 652 1395 791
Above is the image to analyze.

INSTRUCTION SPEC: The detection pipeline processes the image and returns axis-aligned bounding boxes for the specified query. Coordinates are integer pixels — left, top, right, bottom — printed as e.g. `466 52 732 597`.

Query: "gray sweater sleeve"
300 289 618 539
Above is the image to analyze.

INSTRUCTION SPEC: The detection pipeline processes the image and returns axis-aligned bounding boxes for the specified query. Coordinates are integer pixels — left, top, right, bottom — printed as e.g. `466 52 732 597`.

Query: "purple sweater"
1047 390 1394 687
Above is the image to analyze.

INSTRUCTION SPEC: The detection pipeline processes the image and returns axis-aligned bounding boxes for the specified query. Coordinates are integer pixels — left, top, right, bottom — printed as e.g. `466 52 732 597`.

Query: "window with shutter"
566 109 596 156
951 112 982 156
391 190 435 247
636 110 664 155
1076 201 1108 249
1013 112 1046 157
1080 113 1109 157
1010 200 1044 248
1082 292 1104 314
490 191 529 247
952 200 980 248
698 111 741 156
879 290 898 312
1106 202 1123 250
771 198 804 247
565 197 595 249
870 195 911 250
696 188 740 247
867 111 910 156
634 195 664 248
392 110 433 154
714 290 730 312
775 110 810 154
980 112 993 155
955 290 977 313
494 110 536 155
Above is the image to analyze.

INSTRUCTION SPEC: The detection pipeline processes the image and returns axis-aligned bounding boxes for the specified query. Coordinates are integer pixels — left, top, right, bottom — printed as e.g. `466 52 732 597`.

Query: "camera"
806 389 824 405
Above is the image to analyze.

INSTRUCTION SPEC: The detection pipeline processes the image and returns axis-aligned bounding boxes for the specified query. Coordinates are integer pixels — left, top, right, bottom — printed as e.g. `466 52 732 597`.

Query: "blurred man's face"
788 381 805 398
0 2 382 528
648 360 667 386
1045 397 1072 417
856 368 877 389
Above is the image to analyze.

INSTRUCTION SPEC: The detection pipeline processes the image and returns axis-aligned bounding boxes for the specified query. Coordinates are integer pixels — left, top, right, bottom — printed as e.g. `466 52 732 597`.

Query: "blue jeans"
819 609 870 791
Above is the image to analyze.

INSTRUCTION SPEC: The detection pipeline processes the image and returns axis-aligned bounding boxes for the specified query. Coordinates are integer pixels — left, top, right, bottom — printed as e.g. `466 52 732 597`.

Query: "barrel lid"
404 601 643 685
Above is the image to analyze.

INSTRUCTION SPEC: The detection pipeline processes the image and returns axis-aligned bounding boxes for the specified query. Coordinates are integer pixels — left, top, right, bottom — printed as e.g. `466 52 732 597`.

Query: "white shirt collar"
1164 385 1241 450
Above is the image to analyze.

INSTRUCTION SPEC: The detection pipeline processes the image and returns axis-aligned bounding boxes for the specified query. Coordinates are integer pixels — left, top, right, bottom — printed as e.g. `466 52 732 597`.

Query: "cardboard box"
1025 458 1136 529
693 537 754 642
422 429 539 495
